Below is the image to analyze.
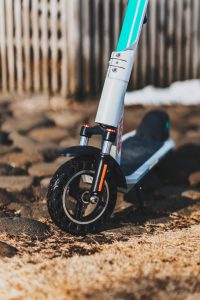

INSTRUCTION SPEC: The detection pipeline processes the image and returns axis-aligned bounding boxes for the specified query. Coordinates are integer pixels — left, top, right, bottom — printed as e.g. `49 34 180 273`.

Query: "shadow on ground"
100 143 200 236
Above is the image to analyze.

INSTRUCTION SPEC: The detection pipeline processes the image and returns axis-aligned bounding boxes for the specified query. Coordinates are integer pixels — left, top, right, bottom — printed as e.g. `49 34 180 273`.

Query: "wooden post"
67 0 80 96
23 0 32 92
6 0 15 92
14 0 23 93
60 0 68 97
41 0 49 93
32 0 40 93
0 0 7 93
50 0 58 93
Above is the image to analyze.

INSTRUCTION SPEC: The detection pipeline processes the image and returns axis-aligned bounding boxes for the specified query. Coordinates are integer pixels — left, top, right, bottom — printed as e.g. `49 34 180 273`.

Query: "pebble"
0 132 12 145
0 151 42 168
28 127 67 143
0 242 18 258
10 132 62 160
40 177 51 188
0 176 34 192
9 132 38 154
46 111 82 128
59 137 79 148
0 217 50 239
31 203 49 220
182 190 200 201
49 96 68 111
28 157 67 177
189 172 200 186
10 96 49 117
7 202 32 218
0 163 27 176
2 115 49 133
0 189 14 208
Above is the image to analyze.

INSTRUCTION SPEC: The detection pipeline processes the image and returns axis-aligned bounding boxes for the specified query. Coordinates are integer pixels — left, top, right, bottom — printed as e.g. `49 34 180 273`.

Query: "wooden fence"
0 0 199 98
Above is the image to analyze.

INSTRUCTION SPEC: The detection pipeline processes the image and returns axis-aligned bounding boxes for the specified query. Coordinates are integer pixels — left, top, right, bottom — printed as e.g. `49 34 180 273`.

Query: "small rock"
0 217 50 239
0 176 34 192
0 189 14 208
28 157 67 177
40 177 51 188
46 111 82 128
0 211 8 217
0 132 12 146
0 163 27 176
7 202 32 218
189 172 200 186
59 137 79 148
28 127 67 143
2 115 46 132
10 132 62 160
0 146 14 156
9 132 38 154
0 241 18 257
0 151 42 168
28 163 56 177
31 203 49 220
186 294 200 300
41 147 63 162
49 96 68 111
182 190 200 200
10 96 49 117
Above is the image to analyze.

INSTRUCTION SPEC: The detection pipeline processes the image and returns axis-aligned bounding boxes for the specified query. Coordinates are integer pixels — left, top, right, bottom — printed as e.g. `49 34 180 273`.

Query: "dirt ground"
0 96 200 300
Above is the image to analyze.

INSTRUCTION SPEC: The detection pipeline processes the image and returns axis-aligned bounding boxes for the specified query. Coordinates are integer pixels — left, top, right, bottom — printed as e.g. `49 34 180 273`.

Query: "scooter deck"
120 111 175 189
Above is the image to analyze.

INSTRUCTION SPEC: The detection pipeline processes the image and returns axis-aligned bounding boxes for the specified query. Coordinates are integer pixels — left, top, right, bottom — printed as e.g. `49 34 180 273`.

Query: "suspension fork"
79 125 117 203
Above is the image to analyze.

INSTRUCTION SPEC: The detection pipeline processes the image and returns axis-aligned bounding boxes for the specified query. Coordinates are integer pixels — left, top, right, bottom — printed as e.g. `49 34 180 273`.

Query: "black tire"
47 157 117 235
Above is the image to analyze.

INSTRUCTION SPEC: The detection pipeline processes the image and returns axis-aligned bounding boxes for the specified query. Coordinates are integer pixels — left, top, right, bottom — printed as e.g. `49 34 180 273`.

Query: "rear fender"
60 146 127 189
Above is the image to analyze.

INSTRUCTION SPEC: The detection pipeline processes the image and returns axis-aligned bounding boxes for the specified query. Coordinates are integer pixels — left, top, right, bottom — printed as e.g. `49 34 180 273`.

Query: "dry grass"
0 224 200 300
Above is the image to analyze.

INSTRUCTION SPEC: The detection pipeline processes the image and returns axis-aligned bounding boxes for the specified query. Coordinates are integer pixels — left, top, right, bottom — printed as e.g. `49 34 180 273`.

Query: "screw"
116 53 121 57
90 196 99 204
112 68 117 73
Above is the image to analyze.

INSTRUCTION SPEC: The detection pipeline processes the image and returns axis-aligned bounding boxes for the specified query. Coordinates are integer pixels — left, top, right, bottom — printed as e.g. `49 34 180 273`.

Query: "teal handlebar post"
116 0 149 52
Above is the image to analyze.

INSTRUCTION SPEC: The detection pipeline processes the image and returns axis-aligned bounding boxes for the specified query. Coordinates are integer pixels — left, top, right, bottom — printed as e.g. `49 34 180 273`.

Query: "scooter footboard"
121 110 175 190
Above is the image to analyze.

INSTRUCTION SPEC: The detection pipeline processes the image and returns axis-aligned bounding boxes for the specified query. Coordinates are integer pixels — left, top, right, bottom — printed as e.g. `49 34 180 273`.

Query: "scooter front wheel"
47 157 117 235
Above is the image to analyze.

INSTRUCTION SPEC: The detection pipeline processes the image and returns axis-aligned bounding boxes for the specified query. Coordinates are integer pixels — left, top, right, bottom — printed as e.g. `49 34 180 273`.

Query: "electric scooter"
47 0 175 235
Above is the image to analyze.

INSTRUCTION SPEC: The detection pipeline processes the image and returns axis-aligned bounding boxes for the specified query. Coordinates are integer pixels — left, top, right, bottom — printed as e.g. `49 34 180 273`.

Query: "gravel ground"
0 96 200 299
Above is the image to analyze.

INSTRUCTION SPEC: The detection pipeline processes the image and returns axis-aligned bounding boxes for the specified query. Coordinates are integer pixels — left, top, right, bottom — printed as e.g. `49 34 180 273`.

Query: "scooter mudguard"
60 146 127 189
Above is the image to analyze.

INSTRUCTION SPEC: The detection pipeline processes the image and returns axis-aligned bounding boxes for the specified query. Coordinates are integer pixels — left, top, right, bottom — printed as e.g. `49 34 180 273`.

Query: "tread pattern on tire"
47 157 117 235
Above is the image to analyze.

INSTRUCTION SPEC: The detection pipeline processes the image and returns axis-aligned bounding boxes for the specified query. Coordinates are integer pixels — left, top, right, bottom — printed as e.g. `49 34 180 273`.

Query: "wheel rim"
62 170 109 225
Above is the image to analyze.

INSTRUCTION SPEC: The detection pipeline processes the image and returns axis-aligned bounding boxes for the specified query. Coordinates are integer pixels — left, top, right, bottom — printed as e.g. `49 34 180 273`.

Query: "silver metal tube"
80 136 89 146
102 141 113 155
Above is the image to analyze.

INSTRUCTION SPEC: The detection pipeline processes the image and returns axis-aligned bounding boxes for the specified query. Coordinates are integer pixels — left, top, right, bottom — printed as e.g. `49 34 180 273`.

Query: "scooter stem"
95 0 149 128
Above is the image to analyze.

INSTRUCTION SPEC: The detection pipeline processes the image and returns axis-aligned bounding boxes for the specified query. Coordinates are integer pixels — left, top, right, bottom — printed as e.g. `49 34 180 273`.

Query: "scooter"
47 0 175 235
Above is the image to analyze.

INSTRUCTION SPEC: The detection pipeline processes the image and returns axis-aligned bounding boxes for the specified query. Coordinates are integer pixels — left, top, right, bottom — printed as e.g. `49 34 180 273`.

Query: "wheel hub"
81 191 90 204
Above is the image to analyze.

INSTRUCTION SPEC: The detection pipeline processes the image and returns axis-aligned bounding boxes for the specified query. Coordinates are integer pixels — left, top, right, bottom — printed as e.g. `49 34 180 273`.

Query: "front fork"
80 125 117 203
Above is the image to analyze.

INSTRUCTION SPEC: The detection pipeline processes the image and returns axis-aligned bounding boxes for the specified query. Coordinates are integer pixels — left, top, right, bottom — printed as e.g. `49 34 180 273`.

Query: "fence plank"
60 0 68 97
23 0 32 91
14 0 23 93
41 0 49 93
82 0 90 94
166 0 174 85
32 0 40 92
102 0 110 78
50 0 58 93
67 0 80 96
0 0 7 92
94 0 100 92
5 0 15 91
191 0 199 78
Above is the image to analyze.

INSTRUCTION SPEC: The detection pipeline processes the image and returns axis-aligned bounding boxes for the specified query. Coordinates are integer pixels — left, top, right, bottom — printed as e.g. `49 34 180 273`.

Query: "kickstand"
135 184 145 213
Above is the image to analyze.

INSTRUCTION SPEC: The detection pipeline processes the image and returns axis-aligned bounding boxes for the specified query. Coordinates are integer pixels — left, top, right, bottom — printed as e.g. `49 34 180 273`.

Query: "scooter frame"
61 0 175 200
